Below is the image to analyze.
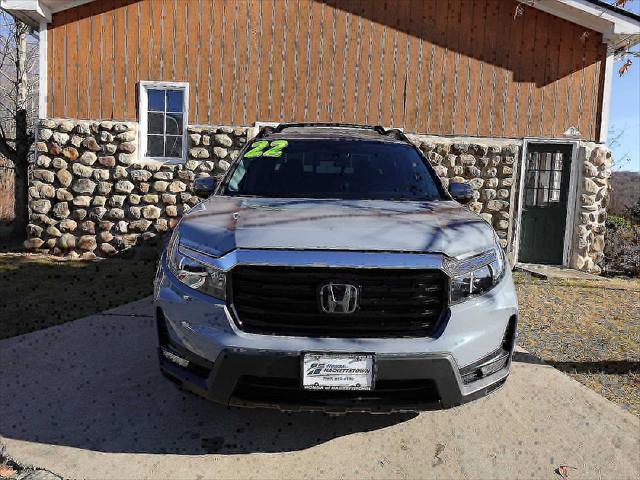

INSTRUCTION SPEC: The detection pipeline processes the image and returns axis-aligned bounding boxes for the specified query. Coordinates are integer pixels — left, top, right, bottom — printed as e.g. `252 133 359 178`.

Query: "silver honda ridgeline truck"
154 123 518 413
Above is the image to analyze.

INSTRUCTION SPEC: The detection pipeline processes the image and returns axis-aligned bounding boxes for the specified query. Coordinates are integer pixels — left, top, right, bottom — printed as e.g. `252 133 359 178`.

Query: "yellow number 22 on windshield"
244 140 288 158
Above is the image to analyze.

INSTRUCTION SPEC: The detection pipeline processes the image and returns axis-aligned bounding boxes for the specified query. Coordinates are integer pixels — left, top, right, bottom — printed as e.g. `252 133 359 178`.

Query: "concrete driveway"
1 298 638 479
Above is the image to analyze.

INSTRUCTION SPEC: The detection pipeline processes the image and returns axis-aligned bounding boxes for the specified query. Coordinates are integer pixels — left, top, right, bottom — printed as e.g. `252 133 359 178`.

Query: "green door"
518 144 573 265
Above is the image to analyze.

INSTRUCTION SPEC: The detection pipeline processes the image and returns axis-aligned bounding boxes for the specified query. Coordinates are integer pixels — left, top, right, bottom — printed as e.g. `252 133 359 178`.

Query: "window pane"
148 89 164 111
148 112 164 134
550 189 561 202
538 170 550 189
165 113 183 135
553 153 563 171
147 134 164 157
525 188 536 207
166 90 184 112
165 135 182 158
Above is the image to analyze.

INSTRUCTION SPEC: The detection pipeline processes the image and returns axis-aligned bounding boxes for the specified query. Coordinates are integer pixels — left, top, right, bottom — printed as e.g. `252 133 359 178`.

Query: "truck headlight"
166 234 227 300
448 247 505 304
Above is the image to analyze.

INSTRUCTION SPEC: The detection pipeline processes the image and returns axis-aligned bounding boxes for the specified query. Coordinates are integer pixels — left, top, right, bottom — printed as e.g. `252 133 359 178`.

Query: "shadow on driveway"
0 299 414 455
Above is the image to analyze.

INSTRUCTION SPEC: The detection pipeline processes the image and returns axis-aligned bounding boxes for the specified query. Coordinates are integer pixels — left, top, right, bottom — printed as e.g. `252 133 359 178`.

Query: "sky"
608 1 640 172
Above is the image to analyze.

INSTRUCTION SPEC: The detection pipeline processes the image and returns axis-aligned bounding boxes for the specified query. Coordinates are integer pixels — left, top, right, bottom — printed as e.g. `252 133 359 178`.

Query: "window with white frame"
139 82 189 161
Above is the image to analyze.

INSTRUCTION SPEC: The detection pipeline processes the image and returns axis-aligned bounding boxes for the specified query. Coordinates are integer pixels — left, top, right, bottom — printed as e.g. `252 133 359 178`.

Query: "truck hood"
177 196 497 259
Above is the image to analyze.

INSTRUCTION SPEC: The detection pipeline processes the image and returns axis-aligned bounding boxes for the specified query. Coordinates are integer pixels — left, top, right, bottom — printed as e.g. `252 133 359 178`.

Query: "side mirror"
448 182 474 204
193 177 217 198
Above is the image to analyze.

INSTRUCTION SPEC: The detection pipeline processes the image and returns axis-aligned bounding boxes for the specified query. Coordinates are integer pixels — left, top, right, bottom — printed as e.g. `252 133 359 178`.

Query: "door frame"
513 138 581 267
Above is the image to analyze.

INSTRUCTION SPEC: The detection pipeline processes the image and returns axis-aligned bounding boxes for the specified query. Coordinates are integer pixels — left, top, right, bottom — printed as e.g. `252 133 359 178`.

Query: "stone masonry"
25 119 246 259
570 144 612 274
24 119 608 273
406 135 520 251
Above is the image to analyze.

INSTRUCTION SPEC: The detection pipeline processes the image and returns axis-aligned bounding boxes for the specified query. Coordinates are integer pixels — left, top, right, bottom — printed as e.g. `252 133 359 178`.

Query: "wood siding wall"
47 0 607 141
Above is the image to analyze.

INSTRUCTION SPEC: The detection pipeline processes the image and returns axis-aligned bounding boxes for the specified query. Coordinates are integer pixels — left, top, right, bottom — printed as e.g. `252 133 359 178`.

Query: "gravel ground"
515 272 640 416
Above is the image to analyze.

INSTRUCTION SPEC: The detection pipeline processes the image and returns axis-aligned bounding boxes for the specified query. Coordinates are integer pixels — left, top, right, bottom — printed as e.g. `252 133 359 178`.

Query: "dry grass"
0 253 157 340
514 272 640 416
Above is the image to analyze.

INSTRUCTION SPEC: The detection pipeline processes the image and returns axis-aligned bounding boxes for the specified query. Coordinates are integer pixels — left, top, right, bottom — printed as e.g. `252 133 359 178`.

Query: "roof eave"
523 0 640 49
1 0 50 27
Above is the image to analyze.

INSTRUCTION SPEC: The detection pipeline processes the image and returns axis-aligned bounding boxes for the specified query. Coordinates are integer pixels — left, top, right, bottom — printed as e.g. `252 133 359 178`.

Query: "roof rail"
274 122 387 134
253 122 411 141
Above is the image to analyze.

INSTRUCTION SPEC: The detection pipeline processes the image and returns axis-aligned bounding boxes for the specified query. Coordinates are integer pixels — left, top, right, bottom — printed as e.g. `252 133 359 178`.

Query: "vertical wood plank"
416 0 435 133
440 0 460 134
540 12 559 137
317 1 334 122
219 0 236 123
101 10 114 118
313 1 329 121
148 0 161 81
174 0 187 82
555 18 576 136
230 0 247 125
378 2 397 127
112 1 126 120
427 0 448 134
329 2 348 122
503 1 525 138
366 5 385 125
452 0 472 135
209 0 223 123
256 0 273 121
579 32 602 139
516 5 538 136
477 0 499 137
352 0 370 125
391 0 410 129
76 6 90 119
531 9 549 137
138 0 150 82
65 11 78 118
292 0 312 121
124 1 139 121
490 0 513 137
197 0 212 124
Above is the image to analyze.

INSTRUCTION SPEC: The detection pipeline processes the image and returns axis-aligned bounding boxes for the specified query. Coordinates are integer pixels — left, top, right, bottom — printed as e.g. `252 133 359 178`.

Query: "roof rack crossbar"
270 122 388 134
253 122 412 141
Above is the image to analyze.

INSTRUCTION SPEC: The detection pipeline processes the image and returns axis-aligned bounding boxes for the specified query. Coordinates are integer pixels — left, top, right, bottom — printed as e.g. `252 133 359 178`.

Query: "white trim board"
38 20 47 118
512 139 581 267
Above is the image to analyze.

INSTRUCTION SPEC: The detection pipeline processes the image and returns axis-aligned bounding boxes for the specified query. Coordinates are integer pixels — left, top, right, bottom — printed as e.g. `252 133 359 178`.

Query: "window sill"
137 156 186 166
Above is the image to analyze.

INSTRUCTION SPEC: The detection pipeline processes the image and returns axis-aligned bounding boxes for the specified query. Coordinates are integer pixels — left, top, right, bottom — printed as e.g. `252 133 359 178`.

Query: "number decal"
244 140 289 158
263 140 288 157
244 140 269 158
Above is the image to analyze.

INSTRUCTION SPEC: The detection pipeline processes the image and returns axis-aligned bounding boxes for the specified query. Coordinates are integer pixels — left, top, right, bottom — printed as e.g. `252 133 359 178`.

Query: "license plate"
302 353 374 391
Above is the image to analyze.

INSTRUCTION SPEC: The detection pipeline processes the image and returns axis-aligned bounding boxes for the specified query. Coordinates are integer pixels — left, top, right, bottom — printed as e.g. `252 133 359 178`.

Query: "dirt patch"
514 272 640 416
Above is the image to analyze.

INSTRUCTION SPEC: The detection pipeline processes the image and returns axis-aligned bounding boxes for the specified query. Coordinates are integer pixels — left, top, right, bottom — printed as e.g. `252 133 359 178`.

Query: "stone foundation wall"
24 119 608 273
406 135 520 250
570 144 612 274
25 119 247 258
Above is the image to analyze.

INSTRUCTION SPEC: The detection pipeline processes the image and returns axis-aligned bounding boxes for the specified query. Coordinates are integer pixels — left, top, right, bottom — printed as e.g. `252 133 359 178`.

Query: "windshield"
223 139 444 200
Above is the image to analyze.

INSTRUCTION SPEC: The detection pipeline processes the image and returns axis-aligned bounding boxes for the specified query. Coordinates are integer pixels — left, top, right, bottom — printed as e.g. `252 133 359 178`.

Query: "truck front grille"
229 266 448 337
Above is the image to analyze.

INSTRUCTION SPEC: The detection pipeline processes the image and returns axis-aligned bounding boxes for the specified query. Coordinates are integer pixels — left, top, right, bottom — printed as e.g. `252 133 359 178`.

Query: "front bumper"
158 334 514 413
154 249 518 412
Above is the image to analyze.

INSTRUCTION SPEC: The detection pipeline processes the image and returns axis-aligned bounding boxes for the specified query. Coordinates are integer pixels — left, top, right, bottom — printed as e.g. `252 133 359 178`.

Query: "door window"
524 151 564 207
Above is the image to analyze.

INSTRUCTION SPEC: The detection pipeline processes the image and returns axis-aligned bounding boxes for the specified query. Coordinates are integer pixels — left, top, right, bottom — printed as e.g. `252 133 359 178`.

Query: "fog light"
479 354 509 377
162 348 189 368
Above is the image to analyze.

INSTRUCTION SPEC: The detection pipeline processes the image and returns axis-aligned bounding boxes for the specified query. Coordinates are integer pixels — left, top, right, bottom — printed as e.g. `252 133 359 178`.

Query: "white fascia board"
46 0 94 14
521 0 640 44
38 20 47 118
0 0 52 26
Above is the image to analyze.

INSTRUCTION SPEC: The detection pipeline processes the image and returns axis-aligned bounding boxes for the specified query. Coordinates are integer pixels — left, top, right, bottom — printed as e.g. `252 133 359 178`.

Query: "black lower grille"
233 376 440 407
230 266 447 337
